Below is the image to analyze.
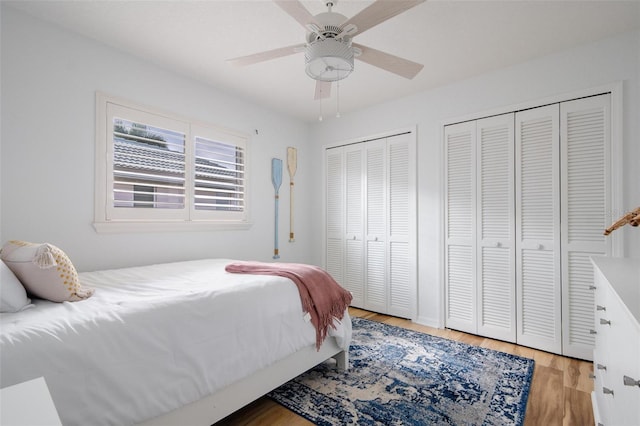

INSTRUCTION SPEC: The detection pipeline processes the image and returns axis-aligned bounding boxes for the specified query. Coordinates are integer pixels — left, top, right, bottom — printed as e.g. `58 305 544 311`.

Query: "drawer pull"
596 305 606 311
597 363 607 371
589 285 597 290
623 376 640 387
602 387 614 396
590 329 598 335
600 318 611 325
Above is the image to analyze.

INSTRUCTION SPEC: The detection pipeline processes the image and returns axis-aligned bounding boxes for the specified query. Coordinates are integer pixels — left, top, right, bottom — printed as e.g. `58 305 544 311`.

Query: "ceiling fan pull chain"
336 79 341 118
318 91 324 121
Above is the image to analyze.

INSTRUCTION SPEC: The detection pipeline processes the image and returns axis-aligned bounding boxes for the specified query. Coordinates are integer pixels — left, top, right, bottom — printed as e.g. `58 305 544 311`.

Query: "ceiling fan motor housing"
305 10 355 82
305 38 354 81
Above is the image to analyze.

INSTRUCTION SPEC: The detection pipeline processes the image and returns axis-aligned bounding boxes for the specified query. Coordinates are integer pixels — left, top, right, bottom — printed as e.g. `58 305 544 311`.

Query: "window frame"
94 92 252 233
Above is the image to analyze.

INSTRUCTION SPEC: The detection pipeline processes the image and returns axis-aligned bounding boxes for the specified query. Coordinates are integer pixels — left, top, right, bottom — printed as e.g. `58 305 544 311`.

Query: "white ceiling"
6 0 640 122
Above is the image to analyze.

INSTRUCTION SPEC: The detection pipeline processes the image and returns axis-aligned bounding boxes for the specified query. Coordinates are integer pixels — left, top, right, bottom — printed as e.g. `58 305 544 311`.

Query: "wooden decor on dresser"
603 206 640 235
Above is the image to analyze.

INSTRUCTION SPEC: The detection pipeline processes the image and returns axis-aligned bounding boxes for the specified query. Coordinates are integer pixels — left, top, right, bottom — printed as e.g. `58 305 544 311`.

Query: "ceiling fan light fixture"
305 38 354 82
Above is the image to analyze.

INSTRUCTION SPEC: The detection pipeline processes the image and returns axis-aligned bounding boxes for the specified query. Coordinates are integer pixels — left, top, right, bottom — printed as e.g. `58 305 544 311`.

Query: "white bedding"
0 259 352 425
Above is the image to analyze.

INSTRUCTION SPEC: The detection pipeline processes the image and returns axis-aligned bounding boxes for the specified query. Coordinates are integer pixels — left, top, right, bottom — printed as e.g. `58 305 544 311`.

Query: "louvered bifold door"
344 145 365 308
325 148 345 294
444 121 477 334
364 140 387 313
561 94 611 360
476 114 516 342
387 133 416 319
515 104 562 354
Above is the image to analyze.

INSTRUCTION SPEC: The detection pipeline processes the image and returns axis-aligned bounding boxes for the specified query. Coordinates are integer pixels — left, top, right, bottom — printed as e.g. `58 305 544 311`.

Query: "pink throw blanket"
225 261 352 349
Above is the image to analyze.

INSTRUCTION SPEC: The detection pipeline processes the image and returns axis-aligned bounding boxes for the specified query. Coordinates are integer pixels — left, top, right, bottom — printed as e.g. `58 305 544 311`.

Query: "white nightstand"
0 377 62 426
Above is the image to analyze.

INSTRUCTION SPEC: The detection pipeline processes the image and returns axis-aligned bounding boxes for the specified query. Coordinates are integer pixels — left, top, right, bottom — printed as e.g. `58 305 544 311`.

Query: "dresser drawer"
592 350 612 426
591 257 640 426
599 289 640 425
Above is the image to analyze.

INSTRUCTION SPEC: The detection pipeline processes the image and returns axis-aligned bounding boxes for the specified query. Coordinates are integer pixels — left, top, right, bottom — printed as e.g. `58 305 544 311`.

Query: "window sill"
93 220 253 234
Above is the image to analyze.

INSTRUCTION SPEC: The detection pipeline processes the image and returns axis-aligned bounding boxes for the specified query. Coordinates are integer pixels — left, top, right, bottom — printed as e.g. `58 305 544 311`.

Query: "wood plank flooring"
216 308 593 425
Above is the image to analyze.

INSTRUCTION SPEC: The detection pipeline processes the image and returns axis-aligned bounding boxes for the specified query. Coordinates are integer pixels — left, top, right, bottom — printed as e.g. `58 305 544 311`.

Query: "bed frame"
139 337 348 425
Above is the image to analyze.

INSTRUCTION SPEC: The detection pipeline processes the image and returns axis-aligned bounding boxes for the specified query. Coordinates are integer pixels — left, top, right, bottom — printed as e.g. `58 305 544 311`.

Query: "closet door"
344 145 365 308
561 94 611 360
476 114 516 342
364 140 387 313
325 148 345 290
515 104 562 354
444 121 477 334
387 133 416 319
326 132 416 317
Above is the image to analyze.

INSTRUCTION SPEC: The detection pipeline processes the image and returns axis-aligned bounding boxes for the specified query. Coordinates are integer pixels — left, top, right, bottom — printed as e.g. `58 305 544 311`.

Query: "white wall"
0 6 312 272
2 6 638 328
309 30 640 327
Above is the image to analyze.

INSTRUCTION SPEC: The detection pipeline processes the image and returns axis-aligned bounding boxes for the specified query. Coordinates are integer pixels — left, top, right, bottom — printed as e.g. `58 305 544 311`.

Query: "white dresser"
590 257 640 426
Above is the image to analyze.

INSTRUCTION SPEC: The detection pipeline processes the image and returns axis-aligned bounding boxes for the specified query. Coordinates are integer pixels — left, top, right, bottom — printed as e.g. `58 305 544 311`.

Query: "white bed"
0 258 351 425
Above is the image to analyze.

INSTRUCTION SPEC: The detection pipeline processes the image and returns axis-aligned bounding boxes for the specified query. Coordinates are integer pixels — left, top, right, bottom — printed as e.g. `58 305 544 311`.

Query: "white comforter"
0 259 351 425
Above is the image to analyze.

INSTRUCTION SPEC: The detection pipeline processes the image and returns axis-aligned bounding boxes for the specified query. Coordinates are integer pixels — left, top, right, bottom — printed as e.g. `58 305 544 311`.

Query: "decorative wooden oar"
287 147 297 242
271 158 283 259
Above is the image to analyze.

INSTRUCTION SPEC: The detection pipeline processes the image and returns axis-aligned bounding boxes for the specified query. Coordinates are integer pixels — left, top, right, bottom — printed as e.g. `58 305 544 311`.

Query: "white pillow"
0 260 33 312
0 240 94 303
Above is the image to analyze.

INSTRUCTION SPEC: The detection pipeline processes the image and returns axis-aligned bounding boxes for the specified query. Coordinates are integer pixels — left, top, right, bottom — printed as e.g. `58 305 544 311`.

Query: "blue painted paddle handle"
271 158 283 259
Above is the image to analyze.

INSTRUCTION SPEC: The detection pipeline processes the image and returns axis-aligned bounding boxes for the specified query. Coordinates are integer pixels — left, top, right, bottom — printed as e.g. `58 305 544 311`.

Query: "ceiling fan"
228 0 426 100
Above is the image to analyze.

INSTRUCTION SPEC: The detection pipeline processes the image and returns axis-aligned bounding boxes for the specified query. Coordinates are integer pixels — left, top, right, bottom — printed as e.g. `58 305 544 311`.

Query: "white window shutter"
190 124 247 221
561 94 611 360
106 102 189 221
515 104 562 354
476 114 516 342
97 94 251 230
444 121 477 334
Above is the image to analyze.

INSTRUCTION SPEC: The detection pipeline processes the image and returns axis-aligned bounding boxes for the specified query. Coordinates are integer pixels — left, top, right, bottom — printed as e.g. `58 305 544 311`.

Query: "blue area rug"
269 317 534 425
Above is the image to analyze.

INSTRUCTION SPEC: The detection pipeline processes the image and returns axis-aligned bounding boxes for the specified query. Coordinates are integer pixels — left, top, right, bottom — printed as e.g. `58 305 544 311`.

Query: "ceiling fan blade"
353 43 424 79
314 80 332 100
342 0 425 36
274 0 320 29
227 44 305 67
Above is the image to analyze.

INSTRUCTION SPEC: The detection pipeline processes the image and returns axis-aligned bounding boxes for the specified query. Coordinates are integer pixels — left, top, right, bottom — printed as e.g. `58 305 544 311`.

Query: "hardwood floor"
217 308 594 425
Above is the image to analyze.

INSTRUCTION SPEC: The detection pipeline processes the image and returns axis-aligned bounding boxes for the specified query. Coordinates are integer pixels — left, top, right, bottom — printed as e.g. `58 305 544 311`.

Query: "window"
94 93 250 232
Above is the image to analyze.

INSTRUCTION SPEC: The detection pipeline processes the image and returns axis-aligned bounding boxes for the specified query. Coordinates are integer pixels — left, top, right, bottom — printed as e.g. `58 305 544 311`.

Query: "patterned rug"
269 317 534 425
